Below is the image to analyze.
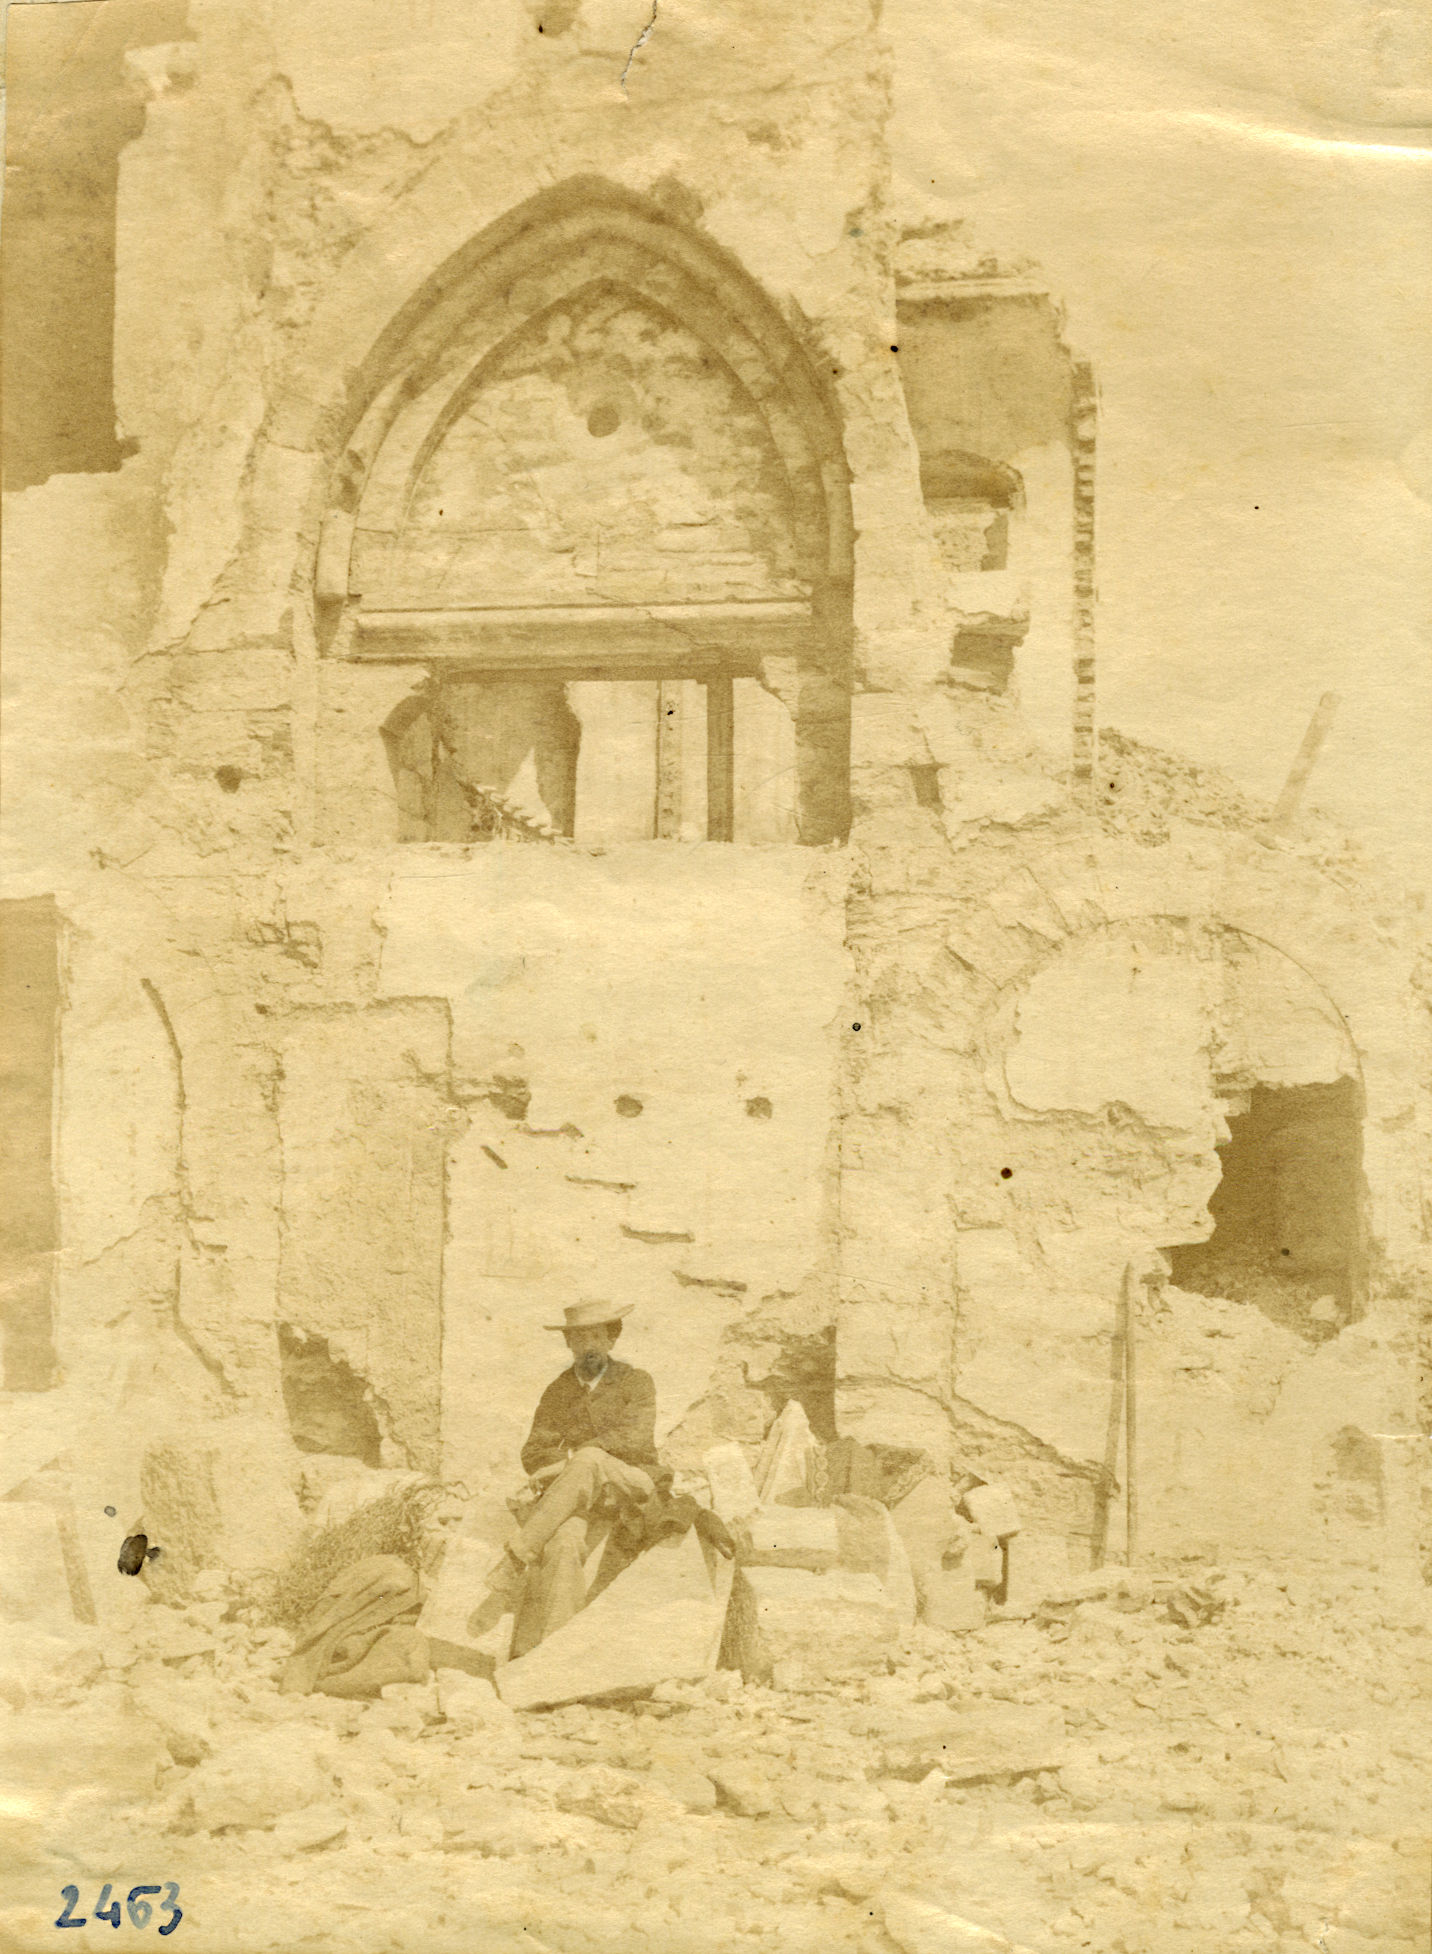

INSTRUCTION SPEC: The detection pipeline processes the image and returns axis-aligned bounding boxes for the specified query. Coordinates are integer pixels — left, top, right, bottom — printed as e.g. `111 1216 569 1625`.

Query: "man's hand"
528 1461 565 1490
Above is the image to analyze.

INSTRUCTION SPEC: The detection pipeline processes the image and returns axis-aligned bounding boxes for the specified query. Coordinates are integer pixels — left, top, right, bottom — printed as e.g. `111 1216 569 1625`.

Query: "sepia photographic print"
1 2 1430 1949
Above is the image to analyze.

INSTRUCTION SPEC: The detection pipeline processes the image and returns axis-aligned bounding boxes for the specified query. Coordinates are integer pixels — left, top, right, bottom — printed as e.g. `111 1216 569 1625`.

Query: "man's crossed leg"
499 1445 655 1656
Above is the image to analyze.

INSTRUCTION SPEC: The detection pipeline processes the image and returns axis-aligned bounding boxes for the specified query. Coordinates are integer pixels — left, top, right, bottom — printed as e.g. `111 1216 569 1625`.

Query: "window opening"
385 669 795 844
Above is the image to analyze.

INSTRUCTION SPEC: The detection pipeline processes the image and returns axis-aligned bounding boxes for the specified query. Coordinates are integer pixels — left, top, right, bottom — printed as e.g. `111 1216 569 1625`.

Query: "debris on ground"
3 1552 1426 1952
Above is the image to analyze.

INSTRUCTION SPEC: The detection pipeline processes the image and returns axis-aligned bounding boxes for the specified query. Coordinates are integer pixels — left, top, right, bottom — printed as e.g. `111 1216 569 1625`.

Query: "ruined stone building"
2 0 1427 1611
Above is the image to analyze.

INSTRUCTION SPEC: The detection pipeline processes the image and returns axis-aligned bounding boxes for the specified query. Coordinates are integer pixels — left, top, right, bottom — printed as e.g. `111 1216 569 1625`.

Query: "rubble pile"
3 1553 1426 1953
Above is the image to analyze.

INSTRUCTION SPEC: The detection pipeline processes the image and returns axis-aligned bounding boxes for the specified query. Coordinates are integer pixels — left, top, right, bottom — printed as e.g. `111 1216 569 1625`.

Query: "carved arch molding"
315 183 854 845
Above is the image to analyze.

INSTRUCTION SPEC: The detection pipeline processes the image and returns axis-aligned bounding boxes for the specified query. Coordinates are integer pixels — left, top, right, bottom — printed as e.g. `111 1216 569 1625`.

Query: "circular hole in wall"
1000 1167 1013 1179
615 1094 643 1118
587 401 621 438
745 1097 773 1119
214 765 243 793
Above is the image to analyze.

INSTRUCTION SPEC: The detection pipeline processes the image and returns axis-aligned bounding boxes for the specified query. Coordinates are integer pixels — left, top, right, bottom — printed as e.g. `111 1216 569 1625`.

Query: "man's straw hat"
544 1300 633 1332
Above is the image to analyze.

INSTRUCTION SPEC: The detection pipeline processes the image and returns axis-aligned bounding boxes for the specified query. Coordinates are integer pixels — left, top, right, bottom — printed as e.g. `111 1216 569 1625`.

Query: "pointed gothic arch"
314 182 853 844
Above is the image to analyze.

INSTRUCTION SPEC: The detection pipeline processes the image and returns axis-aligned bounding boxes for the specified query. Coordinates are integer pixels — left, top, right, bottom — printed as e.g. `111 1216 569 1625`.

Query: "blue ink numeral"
127 1887 161 1929
55 1880 180 1932
54 1887 85 1929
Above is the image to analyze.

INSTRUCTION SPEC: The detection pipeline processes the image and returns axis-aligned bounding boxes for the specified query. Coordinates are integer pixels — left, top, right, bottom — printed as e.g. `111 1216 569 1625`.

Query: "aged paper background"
1 2 1429 1950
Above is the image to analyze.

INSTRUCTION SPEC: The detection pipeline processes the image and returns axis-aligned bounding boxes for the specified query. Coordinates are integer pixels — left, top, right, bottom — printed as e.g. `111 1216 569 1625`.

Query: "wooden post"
1269 691 1340 833
1092 1273 1127 1569
1123 1264 1139 1566
706 673 734 842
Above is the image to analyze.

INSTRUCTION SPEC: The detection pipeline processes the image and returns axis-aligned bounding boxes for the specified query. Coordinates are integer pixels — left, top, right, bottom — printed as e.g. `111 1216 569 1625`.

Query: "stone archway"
307 181 854 847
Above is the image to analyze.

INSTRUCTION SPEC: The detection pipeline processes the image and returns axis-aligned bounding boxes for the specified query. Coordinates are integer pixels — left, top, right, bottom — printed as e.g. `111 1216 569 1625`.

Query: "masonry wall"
1 0 1425 1604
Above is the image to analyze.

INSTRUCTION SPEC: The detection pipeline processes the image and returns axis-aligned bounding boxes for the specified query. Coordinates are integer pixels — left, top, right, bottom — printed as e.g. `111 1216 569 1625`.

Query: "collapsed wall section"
838 748 1423 1571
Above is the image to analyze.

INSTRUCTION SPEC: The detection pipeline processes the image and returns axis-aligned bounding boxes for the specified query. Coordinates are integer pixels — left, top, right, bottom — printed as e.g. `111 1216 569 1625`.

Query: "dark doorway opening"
1166 1079 1363 1340
278 1325 383 1465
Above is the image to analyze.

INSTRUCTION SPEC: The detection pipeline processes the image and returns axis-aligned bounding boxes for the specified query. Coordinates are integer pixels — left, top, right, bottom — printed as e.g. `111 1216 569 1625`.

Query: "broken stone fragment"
0 1506 79 1634
919 1563 988 1632
128 1673 215 1768
958 1482 1021 1540
753 1399 820 1507
497 1527 729 1711
723 1565 905 1684
184 1725 333 1832
270 1802 348 1854
830 1496 918 1624
702 1442 762 1523
434 1668 521 1745
646 1757 718 1812
135 1606 218 1666
889 1473 959 1577
1 1703 169 1841
379 1678 440 1719
996 1530 1071 1615
880 1888 1038 1953
708 1763 775 1817
744 1505 840 1570
850 1699 1067 1783
417 1534 512 1676
139 1419 307 1602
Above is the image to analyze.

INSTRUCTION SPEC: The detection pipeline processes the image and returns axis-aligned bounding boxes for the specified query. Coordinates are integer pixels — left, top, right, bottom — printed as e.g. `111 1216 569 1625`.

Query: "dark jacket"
520 1359 659 1475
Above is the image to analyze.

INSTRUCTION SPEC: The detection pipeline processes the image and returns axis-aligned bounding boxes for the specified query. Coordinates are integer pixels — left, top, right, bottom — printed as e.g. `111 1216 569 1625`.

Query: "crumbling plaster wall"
1 0 1425 1588
838 723 1427 1565
1 0 897 1519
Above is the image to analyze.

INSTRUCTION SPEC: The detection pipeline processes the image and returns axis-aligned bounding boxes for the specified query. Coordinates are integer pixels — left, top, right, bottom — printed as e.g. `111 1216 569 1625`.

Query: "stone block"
139 1417 306 1601
745 1506 840 1570
858 1701 1067 1783
418 1535 513 1677
723 1565 903 1684
0 1504 74 1628
434 1669 520 1745
495 1526 731 1712
960 1481 1021 1539
997 1530 1071 1615
921 1564 988 1632
832 1496 918 1625
703 1442 761 1523
969 1533 1005 1590
890 1474 959 1572
137 1605 217 1666
754 1399 819 1506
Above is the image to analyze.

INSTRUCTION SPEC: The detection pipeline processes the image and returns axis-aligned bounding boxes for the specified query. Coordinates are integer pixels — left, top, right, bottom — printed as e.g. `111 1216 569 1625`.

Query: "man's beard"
575 1351 606 1380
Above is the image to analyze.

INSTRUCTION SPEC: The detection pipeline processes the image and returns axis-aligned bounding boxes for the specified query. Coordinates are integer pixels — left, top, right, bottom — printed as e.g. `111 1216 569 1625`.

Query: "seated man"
495 1300 660 1657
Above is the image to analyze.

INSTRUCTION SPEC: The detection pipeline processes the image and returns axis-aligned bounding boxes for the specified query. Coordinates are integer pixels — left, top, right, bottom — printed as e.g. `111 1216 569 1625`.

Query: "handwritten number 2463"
55 1884 182 1933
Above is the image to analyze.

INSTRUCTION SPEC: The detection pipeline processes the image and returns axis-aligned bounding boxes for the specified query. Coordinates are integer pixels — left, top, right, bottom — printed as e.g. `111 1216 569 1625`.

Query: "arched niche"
315 182 853 846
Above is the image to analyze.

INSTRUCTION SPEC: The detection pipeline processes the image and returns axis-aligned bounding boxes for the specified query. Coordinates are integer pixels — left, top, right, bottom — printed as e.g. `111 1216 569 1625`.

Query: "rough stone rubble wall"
0 0 1426 1603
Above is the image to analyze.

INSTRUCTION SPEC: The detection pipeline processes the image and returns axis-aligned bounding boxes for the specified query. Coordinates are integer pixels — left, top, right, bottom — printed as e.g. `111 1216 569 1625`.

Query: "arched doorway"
314 182 853 846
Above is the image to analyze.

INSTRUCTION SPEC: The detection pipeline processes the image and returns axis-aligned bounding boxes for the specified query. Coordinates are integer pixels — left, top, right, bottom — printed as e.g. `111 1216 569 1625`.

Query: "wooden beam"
1270 691 1341 833
706 675 734 842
